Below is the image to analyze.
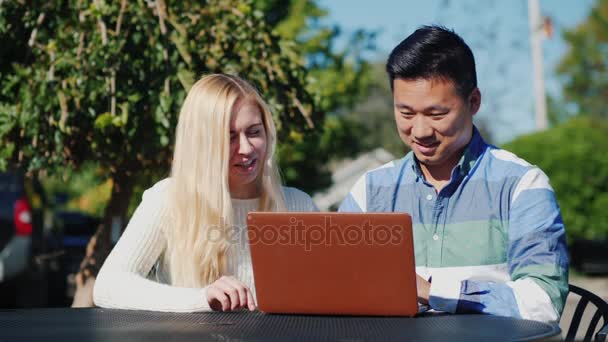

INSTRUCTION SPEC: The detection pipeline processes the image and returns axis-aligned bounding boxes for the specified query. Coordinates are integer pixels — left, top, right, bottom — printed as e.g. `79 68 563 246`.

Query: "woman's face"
228 99 267 199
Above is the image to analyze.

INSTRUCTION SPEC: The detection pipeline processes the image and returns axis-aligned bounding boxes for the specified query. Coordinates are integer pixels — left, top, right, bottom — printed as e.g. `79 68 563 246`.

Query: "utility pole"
528 0 548 130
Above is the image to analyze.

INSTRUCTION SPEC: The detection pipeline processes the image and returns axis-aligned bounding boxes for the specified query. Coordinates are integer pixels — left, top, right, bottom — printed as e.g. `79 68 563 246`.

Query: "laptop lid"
247 212 418 316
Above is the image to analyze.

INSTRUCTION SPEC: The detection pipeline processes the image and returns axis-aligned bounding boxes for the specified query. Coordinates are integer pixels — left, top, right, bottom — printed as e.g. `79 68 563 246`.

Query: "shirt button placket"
429 194 443 267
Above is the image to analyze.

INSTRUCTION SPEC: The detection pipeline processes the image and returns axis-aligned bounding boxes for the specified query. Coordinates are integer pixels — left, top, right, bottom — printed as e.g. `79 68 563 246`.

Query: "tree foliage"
255 0 374 112
557 0 608 118
0 0 321 218
523 0 608 243
0 0 334 284
1 1 375 206
336 62 405 158
252 0 375 192
504 117 608 242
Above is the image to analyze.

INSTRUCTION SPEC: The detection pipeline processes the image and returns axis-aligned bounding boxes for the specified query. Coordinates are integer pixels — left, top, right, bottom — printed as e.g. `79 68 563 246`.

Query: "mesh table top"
0 308 560 341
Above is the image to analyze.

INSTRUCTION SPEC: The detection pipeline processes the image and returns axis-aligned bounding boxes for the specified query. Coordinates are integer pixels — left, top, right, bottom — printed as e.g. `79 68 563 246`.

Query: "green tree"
255 0 374 112
0 0 322 303
504 117 608 242
557 0 608 118
253 0 375 192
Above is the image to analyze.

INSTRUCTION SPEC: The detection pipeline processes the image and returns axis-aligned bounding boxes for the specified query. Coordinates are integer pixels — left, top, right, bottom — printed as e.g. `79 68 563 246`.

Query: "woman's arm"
93 179 211 312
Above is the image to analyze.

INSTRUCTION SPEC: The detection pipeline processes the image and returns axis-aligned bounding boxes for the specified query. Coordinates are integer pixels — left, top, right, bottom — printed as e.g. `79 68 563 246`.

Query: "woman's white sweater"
93 179 318 312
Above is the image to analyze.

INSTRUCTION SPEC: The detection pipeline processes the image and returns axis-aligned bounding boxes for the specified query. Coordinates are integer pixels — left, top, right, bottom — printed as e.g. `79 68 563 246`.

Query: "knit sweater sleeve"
93 179 211 312
282 186 319 212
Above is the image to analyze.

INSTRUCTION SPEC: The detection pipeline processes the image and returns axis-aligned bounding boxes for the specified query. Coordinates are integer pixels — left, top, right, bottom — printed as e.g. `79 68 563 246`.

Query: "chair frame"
565 284 608 342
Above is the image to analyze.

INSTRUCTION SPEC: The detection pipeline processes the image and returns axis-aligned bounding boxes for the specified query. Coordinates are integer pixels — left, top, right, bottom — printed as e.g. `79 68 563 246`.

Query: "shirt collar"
457 125 486 177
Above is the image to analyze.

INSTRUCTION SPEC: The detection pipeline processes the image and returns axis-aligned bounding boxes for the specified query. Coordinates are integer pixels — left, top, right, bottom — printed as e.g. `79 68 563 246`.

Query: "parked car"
0 170 101 308
0 171 45 307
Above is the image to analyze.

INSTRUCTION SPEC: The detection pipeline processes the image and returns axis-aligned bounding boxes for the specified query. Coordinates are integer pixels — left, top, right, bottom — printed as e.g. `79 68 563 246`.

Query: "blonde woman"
93 74 318 312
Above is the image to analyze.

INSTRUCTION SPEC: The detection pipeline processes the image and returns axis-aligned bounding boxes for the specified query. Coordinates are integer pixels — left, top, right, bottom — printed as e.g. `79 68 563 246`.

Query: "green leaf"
94 112 114 130
160 135 169 146
177 68 195 91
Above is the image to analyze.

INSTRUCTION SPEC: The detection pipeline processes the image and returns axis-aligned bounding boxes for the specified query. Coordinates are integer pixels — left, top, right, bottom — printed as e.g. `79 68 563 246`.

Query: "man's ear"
468 88 481 116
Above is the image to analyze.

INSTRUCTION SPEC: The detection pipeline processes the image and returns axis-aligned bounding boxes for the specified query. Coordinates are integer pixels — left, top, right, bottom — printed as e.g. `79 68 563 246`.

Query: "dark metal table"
0 308 560 341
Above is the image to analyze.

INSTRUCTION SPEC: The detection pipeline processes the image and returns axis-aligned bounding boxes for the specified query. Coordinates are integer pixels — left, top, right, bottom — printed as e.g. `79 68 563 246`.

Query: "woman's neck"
230 183 261 199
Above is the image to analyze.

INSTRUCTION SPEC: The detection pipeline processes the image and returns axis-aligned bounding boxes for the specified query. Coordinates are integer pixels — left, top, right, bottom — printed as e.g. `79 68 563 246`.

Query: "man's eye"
401 112 414 117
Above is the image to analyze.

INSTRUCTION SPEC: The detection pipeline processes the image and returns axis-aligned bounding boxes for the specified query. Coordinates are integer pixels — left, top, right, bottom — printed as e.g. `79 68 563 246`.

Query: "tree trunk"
71 171 135 307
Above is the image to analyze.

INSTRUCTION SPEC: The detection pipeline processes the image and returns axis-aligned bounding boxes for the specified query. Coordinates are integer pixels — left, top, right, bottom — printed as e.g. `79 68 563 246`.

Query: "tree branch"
47 50 55 81
155 0 167 35
98 22 108 45
93 0 108 45
76 32 85 60
111 71 116 116
292 96 314 128
156 0 169 96
115 0 127 35
58 82 69 130
76 10 89 60
28 13 46 47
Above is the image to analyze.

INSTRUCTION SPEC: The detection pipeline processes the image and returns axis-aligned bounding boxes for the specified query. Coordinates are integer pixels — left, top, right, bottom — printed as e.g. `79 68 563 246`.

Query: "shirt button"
426 194 433 201
433 234 439 241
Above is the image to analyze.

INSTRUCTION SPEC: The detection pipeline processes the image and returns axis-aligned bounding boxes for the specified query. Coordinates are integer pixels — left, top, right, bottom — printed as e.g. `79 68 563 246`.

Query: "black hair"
386 25 477 98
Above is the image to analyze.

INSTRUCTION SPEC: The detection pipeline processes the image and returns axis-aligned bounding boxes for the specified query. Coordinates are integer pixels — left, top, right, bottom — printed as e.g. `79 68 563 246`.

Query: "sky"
318 0 595 143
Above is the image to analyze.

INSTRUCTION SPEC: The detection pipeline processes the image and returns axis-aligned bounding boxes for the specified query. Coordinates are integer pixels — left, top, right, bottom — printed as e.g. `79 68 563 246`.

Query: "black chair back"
565 284 608 342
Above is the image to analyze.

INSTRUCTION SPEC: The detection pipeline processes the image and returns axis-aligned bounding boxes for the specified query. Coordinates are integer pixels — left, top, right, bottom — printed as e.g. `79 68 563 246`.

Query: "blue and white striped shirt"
339 127 568 322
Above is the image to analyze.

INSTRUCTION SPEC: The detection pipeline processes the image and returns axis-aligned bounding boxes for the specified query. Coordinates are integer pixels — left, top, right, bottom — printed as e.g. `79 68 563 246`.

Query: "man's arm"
338 175 367 213
428 168 569 322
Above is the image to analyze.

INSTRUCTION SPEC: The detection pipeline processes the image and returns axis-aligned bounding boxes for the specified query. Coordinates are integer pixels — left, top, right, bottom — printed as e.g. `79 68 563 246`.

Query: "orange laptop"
246 212 419 316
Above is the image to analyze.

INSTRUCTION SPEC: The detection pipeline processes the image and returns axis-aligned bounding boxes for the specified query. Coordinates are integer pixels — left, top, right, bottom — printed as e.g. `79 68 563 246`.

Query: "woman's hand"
206 276 256 311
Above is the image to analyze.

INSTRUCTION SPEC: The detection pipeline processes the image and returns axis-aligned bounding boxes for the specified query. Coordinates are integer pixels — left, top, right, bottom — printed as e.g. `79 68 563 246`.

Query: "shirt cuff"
428 274 462 313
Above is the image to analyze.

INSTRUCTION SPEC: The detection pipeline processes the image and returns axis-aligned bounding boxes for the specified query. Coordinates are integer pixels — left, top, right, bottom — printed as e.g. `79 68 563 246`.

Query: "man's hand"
206 275 256 311
416 274 431 305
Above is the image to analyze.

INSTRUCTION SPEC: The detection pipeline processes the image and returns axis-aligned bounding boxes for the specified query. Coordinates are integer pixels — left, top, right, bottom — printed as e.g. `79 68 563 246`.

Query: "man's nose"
411 115 434 139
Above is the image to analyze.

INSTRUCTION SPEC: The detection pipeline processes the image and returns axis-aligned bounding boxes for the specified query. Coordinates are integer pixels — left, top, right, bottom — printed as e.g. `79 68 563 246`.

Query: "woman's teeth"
237 159 255 167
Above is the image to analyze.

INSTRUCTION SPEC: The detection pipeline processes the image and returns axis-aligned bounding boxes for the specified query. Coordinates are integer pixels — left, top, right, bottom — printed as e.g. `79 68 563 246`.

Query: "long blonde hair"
167 74 285 288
